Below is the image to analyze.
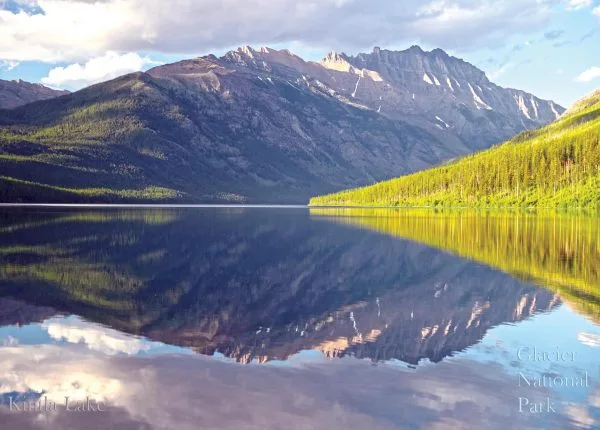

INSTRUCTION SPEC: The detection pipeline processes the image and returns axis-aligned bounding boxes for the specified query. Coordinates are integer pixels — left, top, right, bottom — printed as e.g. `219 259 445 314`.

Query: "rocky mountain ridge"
0 78 68 109
214 45 564 151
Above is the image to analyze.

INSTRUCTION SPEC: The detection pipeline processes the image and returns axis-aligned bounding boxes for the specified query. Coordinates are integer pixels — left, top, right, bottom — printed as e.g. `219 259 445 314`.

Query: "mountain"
310 88 600 209
0 78 68 109
0 46 563 203
244 45 564 151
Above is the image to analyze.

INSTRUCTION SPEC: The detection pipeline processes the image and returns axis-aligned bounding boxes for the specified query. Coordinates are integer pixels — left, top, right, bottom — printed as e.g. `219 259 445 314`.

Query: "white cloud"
0 0 559 63
0 347 589 429
0 344 125 405
565 404 597 428
575 66 600 82
41 316 163 355
0 59 19 70
566 0 592 10
0 335 19 346
593 5 600 15
40 51 161 90
577 331 600 347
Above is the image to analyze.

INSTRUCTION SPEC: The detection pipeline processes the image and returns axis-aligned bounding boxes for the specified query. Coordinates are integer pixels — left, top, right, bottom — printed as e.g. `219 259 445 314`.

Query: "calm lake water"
0 207 599 429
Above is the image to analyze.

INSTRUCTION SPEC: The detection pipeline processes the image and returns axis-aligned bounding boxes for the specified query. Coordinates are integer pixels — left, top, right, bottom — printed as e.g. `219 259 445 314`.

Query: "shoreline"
0 203 309 208
0 203 597 214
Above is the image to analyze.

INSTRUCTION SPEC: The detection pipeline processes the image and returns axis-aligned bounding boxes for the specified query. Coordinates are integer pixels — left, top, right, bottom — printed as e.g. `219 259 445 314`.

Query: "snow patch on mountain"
550 102 561 119
515 94 532 119
530 96 539 119
468 83 492 110
352 75 361 98
435 116 450 128
363 69 383 82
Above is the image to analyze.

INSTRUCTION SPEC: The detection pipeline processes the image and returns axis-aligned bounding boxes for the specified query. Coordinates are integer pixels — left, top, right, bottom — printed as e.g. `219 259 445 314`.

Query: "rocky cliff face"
214 45 564 152
0 79 68 109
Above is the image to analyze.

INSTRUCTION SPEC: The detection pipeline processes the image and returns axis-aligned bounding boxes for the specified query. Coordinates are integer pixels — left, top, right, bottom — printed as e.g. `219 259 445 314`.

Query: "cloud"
552 29 595 48
40 52 161 90
0 59 19 70
566 0 592 10
575 66 600 82
0 345 125 406
593 5 600 16
0 335 19 346
0 344 590 430
488 63 514 79
544 30 564 40
487 47 533 79
41 316 165 355
565 404 597 428
0 0 559 63
579 29 596 42
577 332 600 347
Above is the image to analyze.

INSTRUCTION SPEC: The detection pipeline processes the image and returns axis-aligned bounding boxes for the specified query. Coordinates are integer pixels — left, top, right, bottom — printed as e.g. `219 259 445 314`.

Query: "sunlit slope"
310 89 600 209
311 208 600 321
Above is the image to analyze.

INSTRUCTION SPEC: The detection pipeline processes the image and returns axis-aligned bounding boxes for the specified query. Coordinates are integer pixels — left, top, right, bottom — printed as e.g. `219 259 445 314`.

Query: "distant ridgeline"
311 208 600 322
310 89 600 210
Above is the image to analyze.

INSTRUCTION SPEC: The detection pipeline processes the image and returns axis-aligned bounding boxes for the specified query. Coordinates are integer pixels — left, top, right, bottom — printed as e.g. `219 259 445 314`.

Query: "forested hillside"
310 89 600 209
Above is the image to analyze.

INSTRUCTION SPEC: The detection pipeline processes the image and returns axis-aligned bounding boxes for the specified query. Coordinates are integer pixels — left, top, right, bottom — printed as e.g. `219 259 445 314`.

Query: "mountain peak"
407 45 425 53
278 48 295 56
320 51 355 73
430 47 449 58
0 78 68 109
322 51 350 62
223 45 303 64
237 45 257 58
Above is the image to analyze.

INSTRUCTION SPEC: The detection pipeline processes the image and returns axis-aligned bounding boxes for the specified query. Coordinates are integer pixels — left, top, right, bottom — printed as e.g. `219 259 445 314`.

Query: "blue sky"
0 0 599 107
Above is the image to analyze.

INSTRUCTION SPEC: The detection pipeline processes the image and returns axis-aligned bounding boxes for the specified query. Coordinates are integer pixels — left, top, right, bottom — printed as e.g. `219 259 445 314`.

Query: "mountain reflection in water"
0 207 561 364
0 207 598 429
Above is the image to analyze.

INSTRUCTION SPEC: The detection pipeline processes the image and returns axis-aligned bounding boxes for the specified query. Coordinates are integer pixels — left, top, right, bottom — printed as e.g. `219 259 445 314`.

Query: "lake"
0 207 599 429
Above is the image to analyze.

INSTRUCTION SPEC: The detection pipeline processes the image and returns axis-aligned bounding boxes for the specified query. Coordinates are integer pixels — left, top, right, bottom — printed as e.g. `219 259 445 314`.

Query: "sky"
0 0 599 107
